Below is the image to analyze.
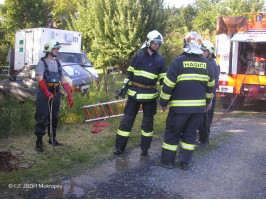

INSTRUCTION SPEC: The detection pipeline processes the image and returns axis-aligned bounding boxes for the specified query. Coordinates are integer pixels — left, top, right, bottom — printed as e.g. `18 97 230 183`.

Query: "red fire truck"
215 12 266 109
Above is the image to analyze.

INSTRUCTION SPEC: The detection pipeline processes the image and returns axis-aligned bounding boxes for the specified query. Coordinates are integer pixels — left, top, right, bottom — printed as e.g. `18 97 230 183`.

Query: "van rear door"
216 34 231 74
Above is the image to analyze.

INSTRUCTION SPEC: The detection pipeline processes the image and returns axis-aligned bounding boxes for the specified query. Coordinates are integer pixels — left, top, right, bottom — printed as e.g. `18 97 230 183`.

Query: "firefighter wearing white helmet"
156 31 215 170
183 31 203 55
114 30 167 156
196 40 220 150
141 30 164 51
201 40 216 58
34 39 73 152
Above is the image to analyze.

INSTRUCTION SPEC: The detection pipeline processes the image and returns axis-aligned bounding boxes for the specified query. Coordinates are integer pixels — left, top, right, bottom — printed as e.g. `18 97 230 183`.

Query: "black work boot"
35 136 43 152
114 135 128 155
141 148 148 156
49 138 63 146
180 162 189 171
155 159 174 169
113 148 124 155
48 133 63 146
195 139 209 150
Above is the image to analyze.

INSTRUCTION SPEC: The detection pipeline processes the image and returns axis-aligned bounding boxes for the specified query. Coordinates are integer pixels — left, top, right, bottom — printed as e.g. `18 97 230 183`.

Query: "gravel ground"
25 108 266 199
147 113 266 199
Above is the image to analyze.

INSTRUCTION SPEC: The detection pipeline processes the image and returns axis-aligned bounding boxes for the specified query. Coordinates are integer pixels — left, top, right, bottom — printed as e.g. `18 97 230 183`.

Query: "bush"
0 99 36 138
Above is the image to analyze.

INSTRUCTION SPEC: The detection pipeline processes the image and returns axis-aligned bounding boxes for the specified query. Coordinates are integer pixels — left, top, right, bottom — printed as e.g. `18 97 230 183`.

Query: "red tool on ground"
93 122 109 127
91 128 103 134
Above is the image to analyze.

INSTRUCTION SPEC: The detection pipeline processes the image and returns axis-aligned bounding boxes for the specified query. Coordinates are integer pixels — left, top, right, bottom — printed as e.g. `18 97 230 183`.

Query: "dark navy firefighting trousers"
161 111 204 164
115 97 157 151
198 94 217 143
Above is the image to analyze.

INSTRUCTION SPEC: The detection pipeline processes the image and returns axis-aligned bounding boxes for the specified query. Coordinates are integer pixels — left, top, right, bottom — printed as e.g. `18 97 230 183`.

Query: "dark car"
57 52 99 82
61 63 96 92
0 63 95 101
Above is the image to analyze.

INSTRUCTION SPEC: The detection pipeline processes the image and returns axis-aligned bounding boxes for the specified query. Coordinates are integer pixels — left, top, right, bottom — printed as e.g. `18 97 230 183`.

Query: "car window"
57 53 70 63
62 64 90 78
77 54 93 66
58 52 93 66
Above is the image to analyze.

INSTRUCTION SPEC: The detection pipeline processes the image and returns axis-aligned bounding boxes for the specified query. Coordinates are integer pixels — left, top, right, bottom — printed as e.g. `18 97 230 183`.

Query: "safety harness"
41 57 62 97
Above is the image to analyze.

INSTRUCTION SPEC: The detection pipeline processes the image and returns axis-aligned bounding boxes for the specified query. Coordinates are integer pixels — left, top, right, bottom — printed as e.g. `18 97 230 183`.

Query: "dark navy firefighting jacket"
125 48 167 102
159 53 215 114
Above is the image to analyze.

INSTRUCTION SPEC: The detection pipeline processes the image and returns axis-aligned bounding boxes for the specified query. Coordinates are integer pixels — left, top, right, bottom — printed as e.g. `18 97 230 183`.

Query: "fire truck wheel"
233 96 245 110
221 96 232 109
222 104 229 109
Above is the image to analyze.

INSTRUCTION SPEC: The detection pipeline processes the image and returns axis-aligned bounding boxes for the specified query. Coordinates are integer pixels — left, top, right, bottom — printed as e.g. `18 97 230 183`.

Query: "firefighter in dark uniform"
114 30 167 156
156 32 215 170
196 40 220 149
35 40 73 152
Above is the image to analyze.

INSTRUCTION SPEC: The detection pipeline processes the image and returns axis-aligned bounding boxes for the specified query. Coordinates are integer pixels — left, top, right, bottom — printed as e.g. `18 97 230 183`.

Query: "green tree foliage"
46 0 79 29
164 0 265 64
219 0 265 16
67 1 93 54
192 0 220 37
1 0 52 45
70 0 167 72
161 5 198 66
0 5 8 66
175 5 197 33
138 0 168 39
0 0 52 66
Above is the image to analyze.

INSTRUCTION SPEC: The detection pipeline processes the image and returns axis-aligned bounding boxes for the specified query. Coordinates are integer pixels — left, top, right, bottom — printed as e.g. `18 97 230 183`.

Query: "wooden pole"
103 66 108 96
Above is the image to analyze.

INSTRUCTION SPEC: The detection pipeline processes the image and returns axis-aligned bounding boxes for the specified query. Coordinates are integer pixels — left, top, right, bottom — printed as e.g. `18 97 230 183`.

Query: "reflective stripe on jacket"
160 53 215 113
125 48 167 102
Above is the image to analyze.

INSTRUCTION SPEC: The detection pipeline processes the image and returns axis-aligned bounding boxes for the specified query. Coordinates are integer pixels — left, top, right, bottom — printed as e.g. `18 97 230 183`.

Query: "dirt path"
26 105 266 199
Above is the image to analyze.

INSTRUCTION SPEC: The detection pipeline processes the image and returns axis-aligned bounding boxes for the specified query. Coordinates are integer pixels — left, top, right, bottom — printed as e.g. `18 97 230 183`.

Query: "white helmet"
183 31 203 54
201 40 215 54
43 40 61 53
141 30 164 49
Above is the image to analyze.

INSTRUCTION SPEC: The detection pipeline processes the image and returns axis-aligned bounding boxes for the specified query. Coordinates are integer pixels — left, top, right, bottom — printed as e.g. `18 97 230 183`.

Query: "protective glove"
63 82 73 107
159 98 168 107
39 79 54 100
114 86 127 99
114 81 130 99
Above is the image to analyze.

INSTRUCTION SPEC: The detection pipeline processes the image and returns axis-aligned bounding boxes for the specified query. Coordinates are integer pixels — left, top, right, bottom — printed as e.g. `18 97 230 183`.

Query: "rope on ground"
46 146 81 155
0 149 35 172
